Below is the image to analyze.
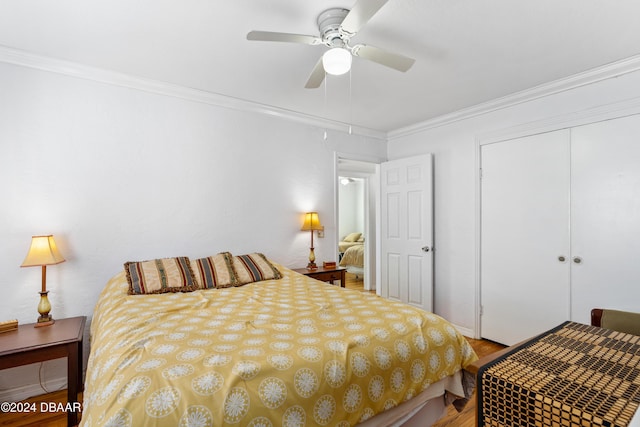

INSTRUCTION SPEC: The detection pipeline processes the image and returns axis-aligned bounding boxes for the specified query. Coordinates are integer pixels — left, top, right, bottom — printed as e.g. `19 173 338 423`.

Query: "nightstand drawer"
309 272 341 282
292 267 346 287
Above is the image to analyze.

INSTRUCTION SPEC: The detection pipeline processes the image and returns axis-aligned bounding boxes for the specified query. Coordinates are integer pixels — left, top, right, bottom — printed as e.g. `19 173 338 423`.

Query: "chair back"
591 308 640 336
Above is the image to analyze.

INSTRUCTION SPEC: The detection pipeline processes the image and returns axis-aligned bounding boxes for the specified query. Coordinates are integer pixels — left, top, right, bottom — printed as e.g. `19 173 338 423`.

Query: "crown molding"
5 44 639 144
0 45 386 141
388 54 640 140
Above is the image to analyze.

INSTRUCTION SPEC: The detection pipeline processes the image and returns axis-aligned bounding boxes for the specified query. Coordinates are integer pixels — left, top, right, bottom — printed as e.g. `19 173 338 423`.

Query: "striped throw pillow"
192 252 236 289
125 257 198 295
232 253 282 285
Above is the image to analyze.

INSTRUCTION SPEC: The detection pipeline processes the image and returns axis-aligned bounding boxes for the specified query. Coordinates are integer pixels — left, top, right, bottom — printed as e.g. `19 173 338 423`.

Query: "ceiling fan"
246 0 415 89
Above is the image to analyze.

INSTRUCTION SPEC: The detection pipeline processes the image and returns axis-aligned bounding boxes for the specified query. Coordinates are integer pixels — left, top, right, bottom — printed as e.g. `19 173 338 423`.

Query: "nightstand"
293 266 346 287
0 316 86 427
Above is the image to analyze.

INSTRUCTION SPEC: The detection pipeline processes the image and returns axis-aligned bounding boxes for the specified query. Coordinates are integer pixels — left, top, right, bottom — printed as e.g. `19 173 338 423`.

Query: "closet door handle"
558 256 566 263
573 256 583 264
422 246 431 252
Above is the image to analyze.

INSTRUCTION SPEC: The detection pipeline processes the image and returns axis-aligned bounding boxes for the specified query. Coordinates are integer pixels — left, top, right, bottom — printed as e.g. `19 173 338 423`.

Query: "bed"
339 244 365 277
338 233 364 254
81 253 477 426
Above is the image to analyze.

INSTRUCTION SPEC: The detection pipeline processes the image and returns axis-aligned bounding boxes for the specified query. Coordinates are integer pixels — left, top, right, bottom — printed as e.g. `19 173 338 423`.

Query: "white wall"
338 178 365 240
387 69 640 334
0 61 386 399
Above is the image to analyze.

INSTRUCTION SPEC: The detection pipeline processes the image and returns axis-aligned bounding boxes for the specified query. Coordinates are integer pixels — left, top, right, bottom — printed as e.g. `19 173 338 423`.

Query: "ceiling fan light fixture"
322 47 352 75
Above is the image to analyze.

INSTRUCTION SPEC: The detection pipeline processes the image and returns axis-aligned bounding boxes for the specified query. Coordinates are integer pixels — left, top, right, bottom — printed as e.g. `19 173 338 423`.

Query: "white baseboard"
0 377 67 402
453 323 475 339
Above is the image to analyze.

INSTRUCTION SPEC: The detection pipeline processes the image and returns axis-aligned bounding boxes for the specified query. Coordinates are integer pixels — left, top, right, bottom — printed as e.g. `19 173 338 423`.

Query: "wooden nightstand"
0 316 86 427
293 266 346 287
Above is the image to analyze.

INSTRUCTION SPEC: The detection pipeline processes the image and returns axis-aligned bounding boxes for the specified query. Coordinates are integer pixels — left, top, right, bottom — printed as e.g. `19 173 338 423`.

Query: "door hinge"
479 168 483 180
480 305 484 316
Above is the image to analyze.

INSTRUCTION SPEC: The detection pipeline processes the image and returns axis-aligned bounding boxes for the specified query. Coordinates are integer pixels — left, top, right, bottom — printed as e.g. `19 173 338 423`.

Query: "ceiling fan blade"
352 44 415 72
304 58 326 89
247 30 321 45
340 0 389 35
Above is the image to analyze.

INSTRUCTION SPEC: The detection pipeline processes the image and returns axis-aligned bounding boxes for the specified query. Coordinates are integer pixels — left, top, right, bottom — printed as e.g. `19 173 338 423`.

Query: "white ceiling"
1 0 640 134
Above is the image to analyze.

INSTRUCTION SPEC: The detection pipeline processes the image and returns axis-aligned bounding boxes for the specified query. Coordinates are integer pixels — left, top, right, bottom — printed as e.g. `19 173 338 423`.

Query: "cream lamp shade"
301 212 323 232
322 47 352 76
21 235 66 327
21 235 66 267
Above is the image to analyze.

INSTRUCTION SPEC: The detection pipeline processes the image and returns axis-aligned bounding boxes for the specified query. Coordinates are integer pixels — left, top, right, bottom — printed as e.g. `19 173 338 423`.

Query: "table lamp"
301 212 323 270
21 235 66 327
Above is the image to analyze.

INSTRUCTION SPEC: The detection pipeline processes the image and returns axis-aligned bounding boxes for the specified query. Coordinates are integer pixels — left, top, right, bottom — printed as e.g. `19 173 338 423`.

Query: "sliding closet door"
480 130 571 345
570 114 640 323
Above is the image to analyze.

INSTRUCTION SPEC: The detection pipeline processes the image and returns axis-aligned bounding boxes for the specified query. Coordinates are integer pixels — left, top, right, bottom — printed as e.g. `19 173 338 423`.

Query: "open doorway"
336 157 378 292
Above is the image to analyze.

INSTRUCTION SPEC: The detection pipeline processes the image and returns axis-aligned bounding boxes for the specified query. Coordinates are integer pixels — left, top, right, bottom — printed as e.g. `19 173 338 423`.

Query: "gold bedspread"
82 265 477 426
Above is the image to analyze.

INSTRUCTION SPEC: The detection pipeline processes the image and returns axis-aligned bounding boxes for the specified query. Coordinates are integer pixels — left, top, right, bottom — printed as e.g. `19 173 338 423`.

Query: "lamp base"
35 317 55 328
35 291 54 328
307 246 318 270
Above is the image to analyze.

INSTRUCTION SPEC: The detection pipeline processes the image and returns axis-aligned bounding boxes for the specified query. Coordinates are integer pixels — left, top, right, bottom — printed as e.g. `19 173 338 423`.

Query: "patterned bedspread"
82 264 476 426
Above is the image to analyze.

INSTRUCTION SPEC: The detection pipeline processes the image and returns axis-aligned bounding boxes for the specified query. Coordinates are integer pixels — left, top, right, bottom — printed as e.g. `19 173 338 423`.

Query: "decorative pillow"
343 232 362 242
231 253 282 285
125 257 198 295
357 236 365 242
192 252 236 289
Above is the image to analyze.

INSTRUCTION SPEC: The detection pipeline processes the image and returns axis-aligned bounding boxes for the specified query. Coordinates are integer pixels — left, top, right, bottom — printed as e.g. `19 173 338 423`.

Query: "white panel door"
570 114 640 323
481 131 571 345
380 154 433 312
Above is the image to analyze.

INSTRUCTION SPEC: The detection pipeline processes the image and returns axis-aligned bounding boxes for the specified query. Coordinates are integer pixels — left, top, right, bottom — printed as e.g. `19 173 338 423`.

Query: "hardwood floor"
0 390 75 427
344 271 369 291
432 337 505 427
4 273 504 427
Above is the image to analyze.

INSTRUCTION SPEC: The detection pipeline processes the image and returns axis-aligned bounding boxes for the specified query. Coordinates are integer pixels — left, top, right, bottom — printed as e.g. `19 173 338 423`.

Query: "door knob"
422 246 431 252
558 256 566 262
573 256 583 264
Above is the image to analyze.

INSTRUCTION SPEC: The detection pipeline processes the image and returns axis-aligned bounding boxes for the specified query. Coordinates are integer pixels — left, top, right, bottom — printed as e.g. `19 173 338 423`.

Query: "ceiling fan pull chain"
349 68 353 135
324 72 328 140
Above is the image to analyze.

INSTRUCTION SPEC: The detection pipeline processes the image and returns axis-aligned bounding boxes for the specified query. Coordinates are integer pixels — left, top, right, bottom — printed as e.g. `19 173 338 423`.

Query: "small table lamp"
21 235 66 327
301 212 323 270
